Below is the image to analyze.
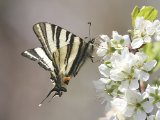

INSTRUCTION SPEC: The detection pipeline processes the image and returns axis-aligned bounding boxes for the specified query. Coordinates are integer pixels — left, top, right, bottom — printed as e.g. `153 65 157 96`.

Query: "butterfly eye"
91 38 95 43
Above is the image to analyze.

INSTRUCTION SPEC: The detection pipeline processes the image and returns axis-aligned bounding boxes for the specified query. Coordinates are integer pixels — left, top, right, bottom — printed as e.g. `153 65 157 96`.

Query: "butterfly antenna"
88 22 91 41
38 89 54 107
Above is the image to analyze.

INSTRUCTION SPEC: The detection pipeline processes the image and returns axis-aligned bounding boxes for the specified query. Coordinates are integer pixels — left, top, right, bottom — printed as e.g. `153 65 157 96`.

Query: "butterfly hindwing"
21 47 55 73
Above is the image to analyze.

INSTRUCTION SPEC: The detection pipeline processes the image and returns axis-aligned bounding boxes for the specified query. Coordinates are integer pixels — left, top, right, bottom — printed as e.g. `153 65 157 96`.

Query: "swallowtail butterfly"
21 22 94 106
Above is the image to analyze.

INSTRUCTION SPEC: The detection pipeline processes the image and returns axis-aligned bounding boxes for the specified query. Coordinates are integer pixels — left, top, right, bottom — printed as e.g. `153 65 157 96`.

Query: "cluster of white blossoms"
94 16 160 120
131 17 160 49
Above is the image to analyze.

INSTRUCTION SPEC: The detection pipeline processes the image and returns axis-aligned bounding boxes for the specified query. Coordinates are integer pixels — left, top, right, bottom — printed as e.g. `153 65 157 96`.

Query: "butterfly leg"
89 55 101 63
89 55 94 63
48 92 62 103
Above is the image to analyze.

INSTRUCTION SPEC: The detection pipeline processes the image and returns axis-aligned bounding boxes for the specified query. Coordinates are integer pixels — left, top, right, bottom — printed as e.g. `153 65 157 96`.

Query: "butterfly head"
90 38 95 44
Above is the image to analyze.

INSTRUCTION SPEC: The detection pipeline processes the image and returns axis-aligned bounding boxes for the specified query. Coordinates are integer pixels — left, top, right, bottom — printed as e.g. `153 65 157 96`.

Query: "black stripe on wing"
56 26 61 49
72 42 90 76
68 42 94 77
64 34 76 68
66 31 70 42
66 39 84 76
33 23 53 60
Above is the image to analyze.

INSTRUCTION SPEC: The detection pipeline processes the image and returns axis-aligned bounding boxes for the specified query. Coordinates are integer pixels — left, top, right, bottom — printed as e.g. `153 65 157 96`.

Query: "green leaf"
131 6 140 27
138 6 158 21
143 42 160 73
131 6 158 27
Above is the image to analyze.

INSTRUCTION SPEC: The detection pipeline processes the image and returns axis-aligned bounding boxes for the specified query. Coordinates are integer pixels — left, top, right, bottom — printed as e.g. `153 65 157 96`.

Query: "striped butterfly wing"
21 47 54 71
32 22 86 77
22 22 94 104
52 39 84 77
33 22 82 60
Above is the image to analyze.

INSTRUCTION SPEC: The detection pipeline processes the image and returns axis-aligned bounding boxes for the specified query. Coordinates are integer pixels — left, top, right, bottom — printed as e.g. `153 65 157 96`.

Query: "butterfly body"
22 22 94 103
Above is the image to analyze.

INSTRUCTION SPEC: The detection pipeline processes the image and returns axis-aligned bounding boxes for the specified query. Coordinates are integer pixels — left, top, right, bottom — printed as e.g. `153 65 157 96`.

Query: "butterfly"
21 22 94 106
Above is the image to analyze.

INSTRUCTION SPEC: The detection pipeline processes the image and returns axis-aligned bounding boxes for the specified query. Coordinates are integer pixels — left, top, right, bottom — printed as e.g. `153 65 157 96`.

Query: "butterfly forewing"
33 23 81 56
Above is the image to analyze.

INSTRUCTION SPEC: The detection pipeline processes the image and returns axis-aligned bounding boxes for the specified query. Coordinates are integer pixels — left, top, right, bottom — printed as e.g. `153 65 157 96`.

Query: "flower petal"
147 115 155 120
98 64 110 77
156 110 160 120
146 26 155 36
111 98 127 112
139 70 149 81
119 81 129 92
131 38 144 49
125 90 142 103
99 78 109 84
124 106 134 117
123 35 130 46
156 102 160 108
100 35 110 42
97 48 107 57
134 109 146 120
135 52 147 63
135 17 145 29
129 79 139 90
142 101 153 113
112 31 122 41
110 69 125 81
143 60 157 71
93 80 105 91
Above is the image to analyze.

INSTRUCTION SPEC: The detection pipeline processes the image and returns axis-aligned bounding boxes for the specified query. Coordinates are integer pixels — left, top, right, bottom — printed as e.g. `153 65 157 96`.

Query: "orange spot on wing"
63 77 71 85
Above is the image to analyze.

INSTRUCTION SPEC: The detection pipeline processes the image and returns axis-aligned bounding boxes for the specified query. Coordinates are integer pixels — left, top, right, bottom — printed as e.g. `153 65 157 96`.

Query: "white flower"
131 17 160 49
110 98 127 120
97 35 110 57
97 35 113 60
124 90 153 120
99 98 127 120
93 76 120 104
93 78 112 104
145 85 160 108
100 48 156 92
97 32 131 60
111 31 130 49
134 52 157 81
110 48 139 91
